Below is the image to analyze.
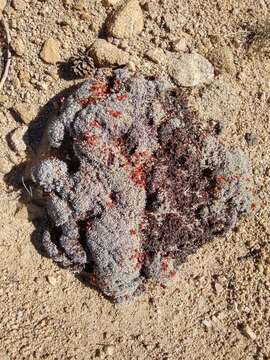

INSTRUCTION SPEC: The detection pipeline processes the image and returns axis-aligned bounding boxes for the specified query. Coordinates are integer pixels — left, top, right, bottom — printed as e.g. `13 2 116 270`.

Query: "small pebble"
213 282 223 295
11 0 25 11
256 263 264 273
107 0 144 39
173 38 188 52
16 309 24 320
202 319 212 328
0 0 7 12
120 39 129 50
91 39 129 67
163 13 178 32
79 12 91 21
169 53 214 87
127 60 136 72
241 324 257 340
103 0 121 6
0 94 9 104
12 37 26 56
173 33 192 52
0 157 12 174
103 345 115 356
13 102 37 124
145 47 167 65
46 275 58 286
9 126 28 154
40 38 61 64
18 70 31 86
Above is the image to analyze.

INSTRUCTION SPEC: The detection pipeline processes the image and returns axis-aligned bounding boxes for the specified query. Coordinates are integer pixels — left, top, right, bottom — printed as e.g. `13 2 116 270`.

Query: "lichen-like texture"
32 69 254 302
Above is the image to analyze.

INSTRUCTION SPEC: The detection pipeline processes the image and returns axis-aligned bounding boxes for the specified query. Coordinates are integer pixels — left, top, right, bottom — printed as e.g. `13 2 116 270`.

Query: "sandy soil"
0 0 270 359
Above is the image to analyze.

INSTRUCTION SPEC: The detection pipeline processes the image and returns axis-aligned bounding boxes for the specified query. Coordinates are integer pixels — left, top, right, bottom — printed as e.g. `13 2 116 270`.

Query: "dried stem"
0 17 11 91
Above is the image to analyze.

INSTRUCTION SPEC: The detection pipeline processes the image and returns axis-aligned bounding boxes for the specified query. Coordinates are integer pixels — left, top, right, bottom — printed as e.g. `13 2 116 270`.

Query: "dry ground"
0 0 270 359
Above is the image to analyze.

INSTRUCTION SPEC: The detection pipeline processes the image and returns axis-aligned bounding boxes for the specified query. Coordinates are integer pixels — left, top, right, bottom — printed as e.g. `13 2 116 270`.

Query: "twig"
22 176 33 197
0 17 11 91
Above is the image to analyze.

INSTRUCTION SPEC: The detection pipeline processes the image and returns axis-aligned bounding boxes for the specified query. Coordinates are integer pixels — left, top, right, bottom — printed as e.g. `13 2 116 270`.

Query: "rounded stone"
40 38 61 64
169 53 214 87
9 126 28 154
91 39 129 67
107 0 144 39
